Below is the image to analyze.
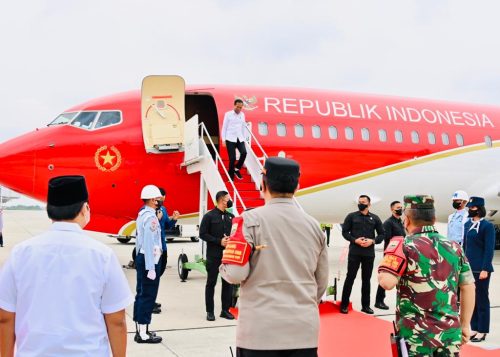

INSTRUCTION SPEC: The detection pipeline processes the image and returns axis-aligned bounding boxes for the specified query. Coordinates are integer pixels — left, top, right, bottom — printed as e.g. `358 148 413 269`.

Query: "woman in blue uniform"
463 196 496 342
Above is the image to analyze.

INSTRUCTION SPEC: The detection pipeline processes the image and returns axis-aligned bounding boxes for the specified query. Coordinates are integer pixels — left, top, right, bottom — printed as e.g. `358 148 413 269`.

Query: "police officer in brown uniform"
220 157 329 357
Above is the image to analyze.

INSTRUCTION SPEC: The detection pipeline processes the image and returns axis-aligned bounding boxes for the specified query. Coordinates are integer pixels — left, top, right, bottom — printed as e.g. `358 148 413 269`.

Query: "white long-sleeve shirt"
135 206 162 271
221 110 247 142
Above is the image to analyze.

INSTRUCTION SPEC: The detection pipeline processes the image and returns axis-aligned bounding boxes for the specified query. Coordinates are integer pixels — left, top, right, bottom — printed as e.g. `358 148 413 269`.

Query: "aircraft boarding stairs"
176 115 267 281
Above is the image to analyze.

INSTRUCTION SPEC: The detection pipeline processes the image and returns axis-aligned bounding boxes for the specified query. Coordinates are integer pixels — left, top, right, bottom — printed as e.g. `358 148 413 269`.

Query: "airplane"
0 75 499 247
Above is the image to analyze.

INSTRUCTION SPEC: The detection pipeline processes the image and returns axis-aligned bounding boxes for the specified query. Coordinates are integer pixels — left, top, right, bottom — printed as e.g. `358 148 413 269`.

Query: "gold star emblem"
95 146 122 172
100 151 116 166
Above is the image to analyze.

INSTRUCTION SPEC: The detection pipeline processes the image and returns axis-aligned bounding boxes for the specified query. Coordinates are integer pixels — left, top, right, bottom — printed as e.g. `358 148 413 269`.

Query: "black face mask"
226 200 233 209
452 201 462 210
468 209 479 218
394 209 403 216
358 203 368 211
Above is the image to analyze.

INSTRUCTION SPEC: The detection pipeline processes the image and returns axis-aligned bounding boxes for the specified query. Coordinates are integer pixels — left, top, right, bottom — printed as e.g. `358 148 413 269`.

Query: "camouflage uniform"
397 195 475 356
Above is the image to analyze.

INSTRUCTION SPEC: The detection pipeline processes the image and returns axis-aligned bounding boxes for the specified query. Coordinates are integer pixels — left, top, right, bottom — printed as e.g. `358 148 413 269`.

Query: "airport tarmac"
1 210 499 356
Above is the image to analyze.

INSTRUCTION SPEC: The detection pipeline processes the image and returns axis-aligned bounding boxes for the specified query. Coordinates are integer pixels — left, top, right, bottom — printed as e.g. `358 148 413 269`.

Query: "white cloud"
0 0 499 143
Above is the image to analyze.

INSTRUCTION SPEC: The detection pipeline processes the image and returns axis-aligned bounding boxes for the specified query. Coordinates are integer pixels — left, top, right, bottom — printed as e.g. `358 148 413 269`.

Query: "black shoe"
374 302 389 310
220 310 235 320
361 306 374 314
152 306 161 314
207 312 215 321
154 302 161 309
234 170 243 180
471 333 487 342
135 333 162 344
340 306 349 314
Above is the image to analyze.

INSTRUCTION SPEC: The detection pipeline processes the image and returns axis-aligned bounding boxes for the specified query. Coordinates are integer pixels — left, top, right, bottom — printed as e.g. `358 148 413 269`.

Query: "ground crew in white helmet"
447 190 469 244
133 184 163 343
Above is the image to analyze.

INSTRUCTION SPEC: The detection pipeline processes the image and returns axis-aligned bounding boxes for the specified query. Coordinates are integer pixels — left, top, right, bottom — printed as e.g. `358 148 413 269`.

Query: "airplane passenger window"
411 131 419 144
378 129 387 142
312 125 321 139
277 123 287 137
361 128 370 141
485 136 492 147
328 126 338 139
48 112 78 126
345 127 354 140
295 124 304 138
95 111 122 129
442 133 450 145
456 133 464 146
428 132 436 145
394 130 403 143
258 122 268 136
70 111 98 129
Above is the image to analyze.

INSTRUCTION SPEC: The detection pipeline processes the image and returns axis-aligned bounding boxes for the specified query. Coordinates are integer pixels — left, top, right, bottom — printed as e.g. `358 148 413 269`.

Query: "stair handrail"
245 124 268 166
198 122 247 213
243 124 304 212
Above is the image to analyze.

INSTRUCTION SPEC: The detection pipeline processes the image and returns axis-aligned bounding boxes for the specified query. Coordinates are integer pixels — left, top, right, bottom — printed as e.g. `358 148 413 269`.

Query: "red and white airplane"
0 75 499 241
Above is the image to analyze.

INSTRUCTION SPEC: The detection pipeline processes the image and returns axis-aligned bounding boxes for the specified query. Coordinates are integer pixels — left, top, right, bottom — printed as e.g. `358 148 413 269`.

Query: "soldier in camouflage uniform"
378 195 476 356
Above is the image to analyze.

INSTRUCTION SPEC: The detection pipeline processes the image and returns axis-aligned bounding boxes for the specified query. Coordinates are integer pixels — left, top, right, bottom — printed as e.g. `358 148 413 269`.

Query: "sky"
1 0 499 204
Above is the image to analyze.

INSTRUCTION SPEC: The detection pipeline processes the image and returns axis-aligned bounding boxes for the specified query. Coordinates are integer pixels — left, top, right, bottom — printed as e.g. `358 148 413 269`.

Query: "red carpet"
318 302 499 356
230 303 498 356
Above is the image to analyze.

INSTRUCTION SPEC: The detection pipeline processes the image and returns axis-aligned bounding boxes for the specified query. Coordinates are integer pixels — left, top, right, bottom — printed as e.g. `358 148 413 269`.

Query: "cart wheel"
178 254 189 282
190 236 200 242
117 237 131 244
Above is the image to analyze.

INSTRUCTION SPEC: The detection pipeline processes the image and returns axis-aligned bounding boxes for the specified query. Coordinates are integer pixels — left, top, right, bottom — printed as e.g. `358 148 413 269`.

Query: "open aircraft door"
141 75 186 152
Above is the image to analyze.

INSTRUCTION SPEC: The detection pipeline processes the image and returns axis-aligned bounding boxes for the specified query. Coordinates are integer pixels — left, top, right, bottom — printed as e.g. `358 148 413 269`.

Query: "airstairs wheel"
178 253 190 282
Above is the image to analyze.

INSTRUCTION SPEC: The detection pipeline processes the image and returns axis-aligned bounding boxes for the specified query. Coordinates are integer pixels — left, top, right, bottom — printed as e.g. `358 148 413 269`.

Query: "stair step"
233 182 258 191
242 199 265 210
238 190 262 199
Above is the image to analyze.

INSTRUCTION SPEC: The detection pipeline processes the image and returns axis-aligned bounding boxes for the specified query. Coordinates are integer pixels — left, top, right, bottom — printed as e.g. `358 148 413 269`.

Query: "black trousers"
324 227 331 246
375 284 386 304
471 272 491 333
341 254 374 308
237 347 317 357
133 253 161 324
226 139 247 179
205 257 233 313
159 251 168 277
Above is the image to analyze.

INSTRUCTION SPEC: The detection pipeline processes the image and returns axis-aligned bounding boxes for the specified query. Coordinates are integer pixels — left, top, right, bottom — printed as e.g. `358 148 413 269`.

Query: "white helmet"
141 185 162 199
452 190 469 201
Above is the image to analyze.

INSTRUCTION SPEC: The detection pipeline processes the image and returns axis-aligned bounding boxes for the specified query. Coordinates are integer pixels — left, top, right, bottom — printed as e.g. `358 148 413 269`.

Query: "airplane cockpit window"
277 123 287 137
258 122 268 136
395 130 403 143
411 130 420 144
442 133 450 145
328 126 338 139
312 125 321 139
295 124 304 138
456 133 464 146
345 127 354 141
428 132 436 145
48 112 78 126
485 136 492 148
378 129 387 142
95 111 122 129
361 128 370 141
70 111 98 129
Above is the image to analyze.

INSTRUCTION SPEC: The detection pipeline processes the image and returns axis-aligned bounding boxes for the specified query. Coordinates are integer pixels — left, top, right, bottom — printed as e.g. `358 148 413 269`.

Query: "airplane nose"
0 132 37 197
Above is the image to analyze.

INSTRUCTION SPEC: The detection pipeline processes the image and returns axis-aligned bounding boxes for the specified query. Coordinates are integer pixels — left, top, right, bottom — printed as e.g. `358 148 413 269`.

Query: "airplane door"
141 75 186 152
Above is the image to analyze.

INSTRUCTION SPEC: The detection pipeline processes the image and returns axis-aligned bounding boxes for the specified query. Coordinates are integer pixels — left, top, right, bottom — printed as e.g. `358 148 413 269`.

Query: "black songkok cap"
47 176 89 206
263 157 300 181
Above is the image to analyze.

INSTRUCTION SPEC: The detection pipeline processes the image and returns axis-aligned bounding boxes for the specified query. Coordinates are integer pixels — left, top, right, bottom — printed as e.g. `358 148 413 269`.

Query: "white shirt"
447 209 469 244
0 222 133 357
221 110 247 142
